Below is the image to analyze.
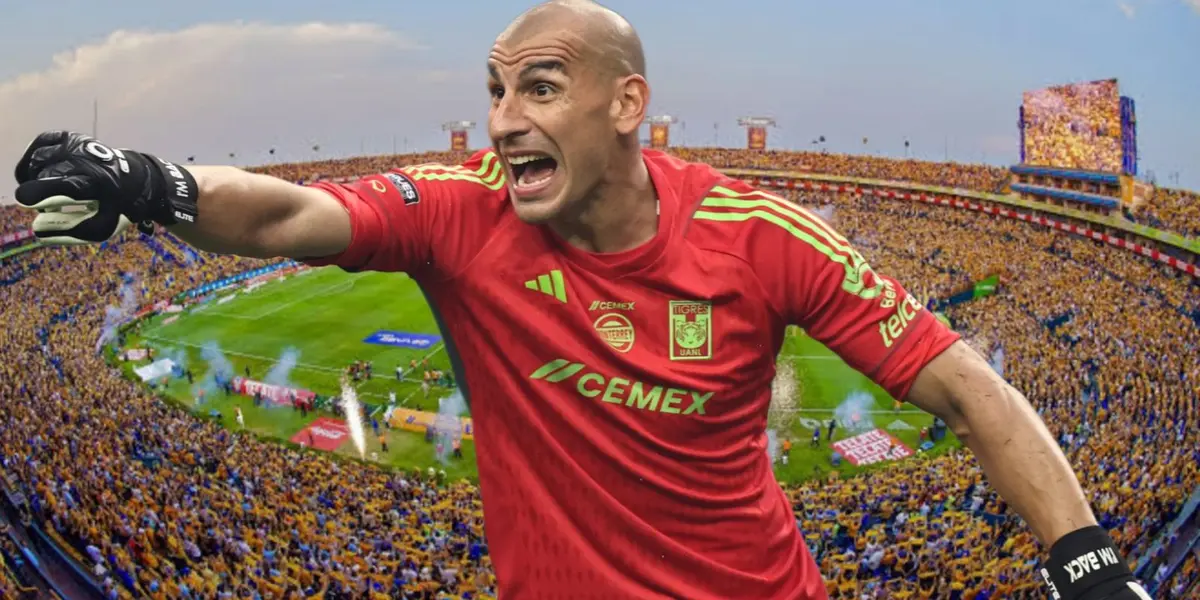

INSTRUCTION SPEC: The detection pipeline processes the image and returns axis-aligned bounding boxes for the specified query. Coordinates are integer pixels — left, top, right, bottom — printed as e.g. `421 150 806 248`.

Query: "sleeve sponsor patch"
384 172 420 205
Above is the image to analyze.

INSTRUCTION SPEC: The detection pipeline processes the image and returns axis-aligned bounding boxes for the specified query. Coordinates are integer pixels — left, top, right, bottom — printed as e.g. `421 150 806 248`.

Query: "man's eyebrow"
487 59 566 81
520 60 565 79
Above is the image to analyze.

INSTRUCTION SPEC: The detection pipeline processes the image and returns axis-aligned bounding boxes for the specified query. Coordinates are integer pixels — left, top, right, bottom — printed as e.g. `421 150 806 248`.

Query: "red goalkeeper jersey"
305 149 959 599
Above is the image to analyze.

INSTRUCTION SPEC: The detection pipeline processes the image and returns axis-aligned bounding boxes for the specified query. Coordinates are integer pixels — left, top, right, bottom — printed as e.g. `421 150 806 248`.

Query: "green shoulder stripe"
403 151 506 190
694 198 885 300
707 185 853 250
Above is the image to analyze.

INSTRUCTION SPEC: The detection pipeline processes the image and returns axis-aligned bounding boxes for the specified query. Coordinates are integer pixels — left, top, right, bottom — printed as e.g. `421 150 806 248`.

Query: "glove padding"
13 131 196 245
1041 526 1152 600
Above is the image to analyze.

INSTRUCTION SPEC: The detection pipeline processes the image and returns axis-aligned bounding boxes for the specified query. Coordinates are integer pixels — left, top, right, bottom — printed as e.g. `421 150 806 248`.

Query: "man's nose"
489 94 532 142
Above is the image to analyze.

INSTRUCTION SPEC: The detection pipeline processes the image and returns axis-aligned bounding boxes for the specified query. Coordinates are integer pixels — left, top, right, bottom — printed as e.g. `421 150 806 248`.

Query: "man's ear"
612 75 649 136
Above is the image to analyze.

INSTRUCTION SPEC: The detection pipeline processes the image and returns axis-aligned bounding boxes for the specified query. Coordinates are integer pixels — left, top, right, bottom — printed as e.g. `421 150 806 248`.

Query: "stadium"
1 11 1199 600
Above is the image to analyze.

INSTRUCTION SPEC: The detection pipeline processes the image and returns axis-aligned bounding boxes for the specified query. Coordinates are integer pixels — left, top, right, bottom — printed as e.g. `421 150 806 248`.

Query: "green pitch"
127 267 955 484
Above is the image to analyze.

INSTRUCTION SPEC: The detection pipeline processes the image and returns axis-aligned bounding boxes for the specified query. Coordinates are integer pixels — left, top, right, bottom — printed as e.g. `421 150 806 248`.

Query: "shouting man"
13 1 1147 598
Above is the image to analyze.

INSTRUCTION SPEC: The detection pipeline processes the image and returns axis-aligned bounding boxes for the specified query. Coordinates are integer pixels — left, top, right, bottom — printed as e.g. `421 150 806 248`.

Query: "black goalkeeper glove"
12 131 198 245
1041 526 1152 600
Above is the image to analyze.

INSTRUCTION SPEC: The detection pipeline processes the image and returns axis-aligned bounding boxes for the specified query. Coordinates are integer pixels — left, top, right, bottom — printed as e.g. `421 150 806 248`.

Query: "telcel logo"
878 282 923 348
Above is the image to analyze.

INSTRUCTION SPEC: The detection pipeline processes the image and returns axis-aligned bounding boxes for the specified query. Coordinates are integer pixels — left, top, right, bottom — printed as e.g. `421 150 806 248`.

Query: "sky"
0 0 1197 202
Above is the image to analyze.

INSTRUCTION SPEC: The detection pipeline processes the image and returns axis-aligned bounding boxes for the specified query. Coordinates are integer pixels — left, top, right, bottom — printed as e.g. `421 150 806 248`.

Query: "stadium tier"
2 149 1196 251
0 148 1197 598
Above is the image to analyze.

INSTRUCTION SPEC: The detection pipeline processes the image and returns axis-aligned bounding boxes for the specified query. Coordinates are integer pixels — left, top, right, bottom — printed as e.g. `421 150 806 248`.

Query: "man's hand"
13 131 197 245
1041 526 1151 600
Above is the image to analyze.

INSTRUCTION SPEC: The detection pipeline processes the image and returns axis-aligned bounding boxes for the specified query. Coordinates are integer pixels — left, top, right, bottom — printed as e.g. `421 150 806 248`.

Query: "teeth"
509 154 549 165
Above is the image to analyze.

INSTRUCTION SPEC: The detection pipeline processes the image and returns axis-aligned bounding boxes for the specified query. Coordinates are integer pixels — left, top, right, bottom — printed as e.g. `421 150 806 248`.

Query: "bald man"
14 2 1147 599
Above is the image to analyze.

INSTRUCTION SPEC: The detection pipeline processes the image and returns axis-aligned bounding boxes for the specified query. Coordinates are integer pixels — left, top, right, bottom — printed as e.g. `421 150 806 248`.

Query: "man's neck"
551 149 657 254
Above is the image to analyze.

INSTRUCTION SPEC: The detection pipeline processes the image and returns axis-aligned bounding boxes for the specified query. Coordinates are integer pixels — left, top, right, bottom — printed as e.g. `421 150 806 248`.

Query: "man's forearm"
952 379 1097 546
166 166 348 259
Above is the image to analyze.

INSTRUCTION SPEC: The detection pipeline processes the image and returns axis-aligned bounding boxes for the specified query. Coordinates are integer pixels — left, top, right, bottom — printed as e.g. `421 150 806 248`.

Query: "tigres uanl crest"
668 301 712 360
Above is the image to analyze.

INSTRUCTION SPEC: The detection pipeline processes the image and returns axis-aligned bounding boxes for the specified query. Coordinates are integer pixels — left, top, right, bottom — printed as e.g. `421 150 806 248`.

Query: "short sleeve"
301 150 506 279
714 183 960 400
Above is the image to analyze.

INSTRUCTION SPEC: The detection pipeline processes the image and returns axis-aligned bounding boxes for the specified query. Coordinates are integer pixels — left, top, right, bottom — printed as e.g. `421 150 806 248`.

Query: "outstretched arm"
905 340 1094 545
906 342 1151 599
168 166 350 260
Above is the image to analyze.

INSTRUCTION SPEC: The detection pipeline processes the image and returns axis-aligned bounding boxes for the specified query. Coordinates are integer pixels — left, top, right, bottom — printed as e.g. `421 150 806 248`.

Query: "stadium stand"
670 148 1012 194
669 148 1198 244
0 204 32 232
0 150 1197 598
1143 188 1200 240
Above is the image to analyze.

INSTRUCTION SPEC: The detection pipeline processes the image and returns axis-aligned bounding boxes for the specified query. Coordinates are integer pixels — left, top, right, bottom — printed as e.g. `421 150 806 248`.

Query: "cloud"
0 21 483 199
1118 2 1137 18
1186 0 1200 13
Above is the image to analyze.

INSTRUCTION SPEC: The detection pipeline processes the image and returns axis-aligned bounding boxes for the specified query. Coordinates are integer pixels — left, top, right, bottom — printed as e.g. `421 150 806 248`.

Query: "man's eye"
489 87 504 100
532 84 554 97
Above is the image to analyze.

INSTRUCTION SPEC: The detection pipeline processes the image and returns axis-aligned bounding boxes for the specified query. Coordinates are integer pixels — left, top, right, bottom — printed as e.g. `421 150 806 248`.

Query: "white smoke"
833 391 877 434
150 345 188 379
161 347 188 370
765 429 780 465
265 347 300 388
194 341 234 401
435 389 468 464
95 273 139 353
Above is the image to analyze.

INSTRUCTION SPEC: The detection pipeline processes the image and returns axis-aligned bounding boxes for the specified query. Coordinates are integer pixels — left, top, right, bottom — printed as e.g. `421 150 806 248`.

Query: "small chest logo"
594 313 635 353
669 301 712 360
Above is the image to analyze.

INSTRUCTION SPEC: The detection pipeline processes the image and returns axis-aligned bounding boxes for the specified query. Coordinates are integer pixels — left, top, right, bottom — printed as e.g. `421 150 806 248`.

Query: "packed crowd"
670 148 1011 194
1140 187 1200 240
0 151 1197 598
250 152 471 185
1021 80 1123 173
0 204 31 232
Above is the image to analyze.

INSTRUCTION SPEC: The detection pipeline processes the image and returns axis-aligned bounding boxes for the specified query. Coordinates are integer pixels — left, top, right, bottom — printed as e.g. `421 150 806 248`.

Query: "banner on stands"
973 274 1000 299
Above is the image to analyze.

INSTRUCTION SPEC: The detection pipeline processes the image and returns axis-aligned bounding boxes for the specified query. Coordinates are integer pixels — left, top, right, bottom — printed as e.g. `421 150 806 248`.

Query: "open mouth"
509 154 559 190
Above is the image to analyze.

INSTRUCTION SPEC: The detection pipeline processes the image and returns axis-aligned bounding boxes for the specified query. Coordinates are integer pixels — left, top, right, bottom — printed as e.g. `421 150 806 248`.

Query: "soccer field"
128 266 954 483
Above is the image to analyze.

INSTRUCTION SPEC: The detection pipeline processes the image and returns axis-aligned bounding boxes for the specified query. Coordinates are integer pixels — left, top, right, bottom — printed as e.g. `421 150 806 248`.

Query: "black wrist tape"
1042 526 1135 600
143 153 199 226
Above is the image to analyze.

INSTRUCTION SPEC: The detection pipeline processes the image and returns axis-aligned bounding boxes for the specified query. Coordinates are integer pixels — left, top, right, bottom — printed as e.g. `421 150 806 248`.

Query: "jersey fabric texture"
304 149 960 599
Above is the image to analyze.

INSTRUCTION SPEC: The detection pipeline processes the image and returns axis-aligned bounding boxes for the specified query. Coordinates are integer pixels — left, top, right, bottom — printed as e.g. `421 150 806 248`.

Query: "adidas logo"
525 269 568 304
